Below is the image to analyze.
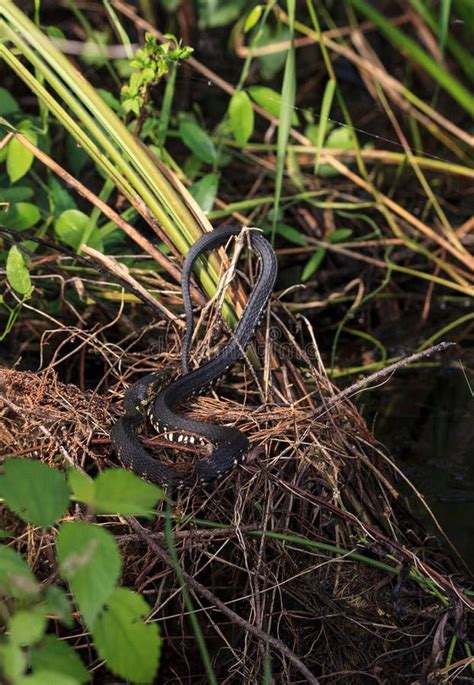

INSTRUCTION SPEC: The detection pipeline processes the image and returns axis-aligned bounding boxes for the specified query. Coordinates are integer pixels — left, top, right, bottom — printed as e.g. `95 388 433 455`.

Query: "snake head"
123 372 170 416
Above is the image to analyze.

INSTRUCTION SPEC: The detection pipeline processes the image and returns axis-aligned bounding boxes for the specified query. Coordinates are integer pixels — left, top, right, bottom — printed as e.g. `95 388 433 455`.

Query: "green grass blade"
272 0 296 242
350 0 474 114
314 78 336 175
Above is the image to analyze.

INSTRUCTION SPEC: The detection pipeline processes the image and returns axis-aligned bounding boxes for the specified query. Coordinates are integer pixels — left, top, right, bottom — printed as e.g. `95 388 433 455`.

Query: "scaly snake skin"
110 226 278 487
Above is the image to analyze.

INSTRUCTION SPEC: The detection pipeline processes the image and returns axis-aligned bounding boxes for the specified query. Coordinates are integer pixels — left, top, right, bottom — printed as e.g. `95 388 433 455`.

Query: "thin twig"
125 516 321 685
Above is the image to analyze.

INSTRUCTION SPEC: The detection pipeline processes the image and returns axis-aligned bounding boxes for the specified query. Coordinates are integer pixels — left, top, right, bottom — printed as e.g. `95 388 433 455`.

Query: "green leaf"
178 120 217 164
93 588 161 684
57 522 122 630
314 79 336 174
302 248 326 281
0 529 12 539
255 24 291 80
43 586 74 627
248 86 299 126
49 177 77 216
329 228 353 242
274 223 308 246
0 545 39 599
0 459 70 526
326 126 353 149
6 246 32 296
31 635 90 684
92 469 162 517
54 209 103 252
0 186 35 202
244 5 262 32
16 671 80 685
228 91 254 146
9 608 47 646
0 88 20 115
6 128 38 183
68 469 95 505
0 642 27 681
189 173 218 214
0 202 41 230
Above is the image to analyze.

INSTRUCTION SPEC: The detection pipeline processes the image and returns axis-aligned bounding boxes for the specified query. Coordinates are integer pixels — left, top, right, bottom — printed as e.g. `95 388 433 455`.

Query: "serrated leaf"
302 248 326 281
93 588 160 684
57 522 122 630
0 459 70 526
68 469 95 505
0 545 39 599
248 86 299 126
6 246 32 296
0 202 41 230
0 88 20 115
31 635 90 684
189 173 218 214
92 469 162 517
9 608 47 646
244 5 262 32
7 129 37 183
228 91 254 146
178 120 217 164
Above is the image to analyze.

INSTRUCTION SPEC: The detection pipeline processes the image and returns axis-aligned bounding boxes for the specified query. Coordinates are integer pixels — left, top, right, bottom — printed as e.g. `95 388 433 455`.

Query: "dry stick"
317 341 456 415
125 516 321 685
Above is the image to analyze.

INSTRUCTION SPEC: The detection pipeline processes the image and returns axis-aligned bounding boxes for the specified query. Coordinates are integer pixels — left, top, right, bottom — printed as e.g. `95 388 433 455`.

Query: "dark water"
358 359 474 571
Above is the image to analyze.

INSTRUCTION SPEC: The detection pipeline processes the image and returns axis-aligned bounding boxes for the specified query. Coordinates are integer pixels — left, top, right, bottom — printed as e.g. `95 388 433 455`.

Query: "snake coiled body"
110 226 278 487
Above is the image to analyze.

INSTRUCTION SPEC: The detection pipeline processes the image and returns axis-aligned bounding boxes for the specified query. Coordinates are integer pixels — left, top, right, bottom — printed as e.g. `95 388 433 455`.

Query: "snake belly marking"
110 225 278 488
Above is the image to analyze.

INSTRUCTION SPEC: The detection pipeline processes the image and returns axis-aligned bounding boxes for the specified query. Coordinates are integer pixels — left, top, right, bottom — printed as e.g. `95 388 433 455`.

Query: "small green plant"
121 33 193 116
0 459 163 684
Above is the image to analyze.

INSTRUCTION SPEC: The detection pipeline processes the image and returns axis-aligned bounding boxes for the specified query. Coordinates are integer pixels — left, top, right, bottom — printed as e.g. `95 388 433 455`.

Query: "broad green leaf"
66 136 88 177
0 642 26 681
0 459 70 526
6 246 32 296
302 248 326 282
274 223 308 246
244 5 262 32
196 0 247 28
248 86 299 126
189 173 218 214
93 588 160 684
54 209 103 252
178 120 217 164
0 529 11 538
92 469 162 517
0 545 39 598
31 635 90 684
314 79 336 174
228 91 254 146
6 127 38 183
0 202 41 230
0 88 20 115
57 522 122 629
9 608 47 646
16 671 79 685
68 469 95 505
